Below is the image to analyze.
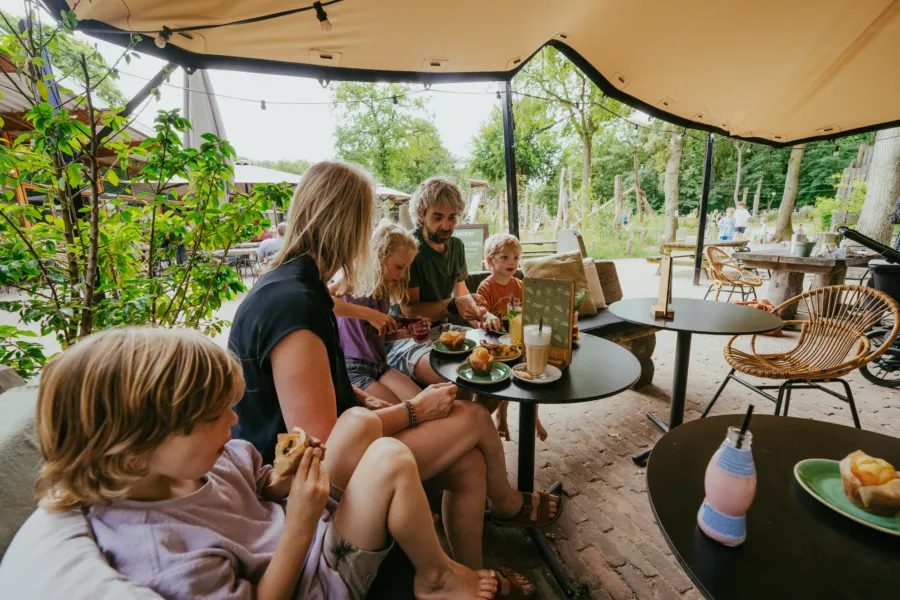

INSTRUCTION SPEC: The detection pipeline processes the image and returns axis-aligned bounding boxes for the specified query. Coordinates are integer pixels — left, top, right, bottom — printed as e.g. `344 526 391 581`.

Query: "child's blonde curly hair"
34 327 244 511
370 220 419 303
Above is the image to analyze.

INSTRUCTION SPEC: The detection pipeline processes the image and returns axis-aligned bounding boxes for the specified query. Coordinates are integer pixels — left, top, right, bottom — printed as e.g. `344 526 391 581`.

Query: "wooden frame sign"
522 277 575 369
651 256 675 319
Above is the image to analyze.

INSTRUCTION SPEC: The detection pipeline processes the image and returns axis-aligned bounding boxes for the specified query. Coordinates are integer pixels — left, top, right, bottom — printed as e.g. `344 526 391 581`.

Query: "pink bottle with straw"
697 406 757 547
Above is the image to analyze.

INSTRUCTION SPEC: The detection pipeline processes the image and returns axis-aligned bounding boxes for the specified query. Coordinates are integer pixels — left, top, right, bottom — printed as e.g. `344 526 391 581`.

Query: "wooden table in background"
738 250 872 319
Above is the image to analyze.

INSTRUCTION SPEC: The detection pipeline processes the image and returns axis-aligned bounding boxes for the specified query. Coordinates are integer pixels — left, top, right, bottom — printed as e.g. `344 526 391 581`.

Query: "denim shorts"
384 324 466 382
345 357 390 390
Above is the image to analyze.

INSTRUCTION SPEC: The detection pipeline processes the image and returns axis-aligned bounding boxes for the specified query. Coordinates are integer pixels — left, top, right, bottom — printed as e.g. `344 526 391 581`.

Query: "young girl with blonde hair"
334 220 430 405
34 327 500 599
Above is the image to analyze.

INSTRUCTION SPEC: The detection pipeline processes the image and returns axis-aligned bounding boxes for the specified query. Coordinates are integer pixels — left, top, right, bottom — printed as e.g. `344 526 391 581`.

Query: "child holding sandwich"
34 327 501 600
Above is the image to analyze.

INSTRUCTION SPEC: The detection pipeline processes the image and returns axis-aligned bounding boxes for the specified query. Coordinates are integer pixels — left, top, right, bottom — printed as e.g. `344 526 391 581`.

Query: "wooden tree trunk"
752 177 762 215
522 187 530 232
613 175 624 229
742 187 749 206
555 167 567 232
581 133 592 218
733 141 748 207
773 144 806 242
663 128 684 242
632 154 644 223
856 127 900 244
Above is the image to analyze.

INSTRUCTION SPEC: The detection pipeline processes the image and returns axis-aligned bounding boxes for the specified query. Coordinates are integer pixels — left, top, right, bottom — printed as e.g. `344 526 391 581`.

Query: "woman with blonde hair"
229 161 557 595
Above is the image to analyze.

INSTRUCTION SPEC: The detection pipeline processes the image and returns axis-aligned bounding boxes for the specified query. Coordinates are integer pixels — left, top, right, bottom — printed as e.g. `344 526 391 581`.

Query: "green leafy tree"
516 46 633 216
254 158 312 176
0 12 291 378
332 82 456 191
469 96 560 188
0 8 131 107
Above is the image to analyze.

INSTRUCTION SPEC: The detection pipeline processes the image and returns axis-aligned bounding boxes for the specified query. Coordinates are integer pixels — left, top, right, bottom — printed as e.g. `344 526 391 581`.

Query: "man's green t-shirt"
408 228 468 305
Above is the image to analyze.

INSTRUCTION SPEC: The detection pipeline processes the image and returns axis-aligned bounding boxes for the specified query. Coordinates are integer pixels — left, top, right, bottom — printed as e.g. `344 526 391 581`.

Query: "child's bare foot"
495 415 510 442
414 560 498 599
535 418 548 442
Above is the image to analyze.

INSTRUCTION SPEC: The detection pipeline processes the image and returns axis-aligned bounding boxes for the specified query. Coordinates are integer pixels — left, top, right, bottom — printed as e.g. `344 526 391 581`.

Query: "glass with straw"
697 405 757 546
523 317 551 378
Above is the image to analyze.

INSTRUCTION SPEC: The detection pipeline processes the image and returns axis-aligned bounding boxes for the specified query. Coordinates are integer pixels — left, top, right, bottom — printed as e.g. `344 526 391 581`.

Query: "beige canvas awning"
45 0 900 146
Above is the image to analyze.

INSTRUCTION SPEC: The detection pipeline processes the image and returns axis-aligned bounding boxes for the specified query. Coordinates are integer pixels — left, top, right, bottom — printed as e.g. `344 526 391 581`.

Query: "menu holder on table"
651 256 675 319
523 277 575 369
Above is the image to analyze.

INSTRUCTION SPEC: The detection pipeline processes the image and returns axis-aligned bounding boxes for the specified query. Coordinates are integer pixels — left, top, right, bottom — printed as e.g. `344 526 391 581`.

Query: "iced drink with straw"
524 323 551 378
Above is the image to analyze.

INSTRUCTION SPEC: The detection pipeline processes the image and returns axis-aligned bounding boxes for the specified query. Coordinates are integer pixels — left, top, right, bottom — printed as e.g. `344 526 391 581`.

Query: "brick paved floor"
481 329 900 599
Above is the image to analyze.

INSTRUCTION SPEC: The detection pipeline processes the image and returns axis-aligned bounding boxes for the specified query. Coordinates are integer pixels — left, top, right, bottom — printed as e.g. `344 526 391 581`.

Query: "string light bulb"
154 27 171 49
633 123 638 132
260 100 267 110
496 91 501 100
313 2 332 32
833 143 839 157
392 95 398 105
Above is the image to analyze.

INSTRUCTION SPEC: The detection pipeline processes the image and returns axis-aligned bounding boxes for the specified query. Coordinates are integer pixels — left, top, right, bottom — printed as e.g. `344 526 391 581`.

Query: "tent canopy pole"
693 133 715 285
96 62 177 143
501 80 519 238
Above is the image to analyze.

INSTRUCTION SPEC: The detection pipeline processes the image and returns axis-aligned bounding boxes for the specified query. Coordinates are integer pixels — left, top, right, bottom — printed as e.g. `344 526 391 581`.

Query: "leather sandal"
493 568 535 599
491 491 562 528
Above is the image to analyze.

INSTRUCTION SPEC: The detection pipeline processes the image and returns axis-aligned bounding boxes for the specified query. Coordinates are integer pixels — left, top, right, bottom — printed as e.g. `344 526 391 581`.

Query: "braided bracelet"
403 400 417 428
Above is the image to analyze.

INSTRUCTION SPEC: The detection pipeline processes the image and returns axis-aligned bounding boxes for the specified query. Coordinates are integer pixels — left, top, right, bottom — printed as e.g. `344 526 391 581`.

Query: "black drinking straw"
538 317 543 332
736 404 754 449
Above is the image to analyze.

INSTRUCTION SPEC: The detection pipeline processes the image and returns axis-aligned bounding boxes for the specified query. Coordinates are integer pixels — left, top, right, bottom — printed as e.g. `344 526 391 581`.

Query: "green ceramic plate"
456 362 512 385
794 459 900 536
433 338 476 355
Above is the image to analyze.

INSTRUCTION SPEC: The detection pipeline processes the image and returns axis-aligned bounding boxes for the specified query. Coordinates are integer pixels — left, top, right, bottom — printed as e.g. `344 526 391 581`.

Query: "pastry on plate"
839 450 900 516
439 330 467 350
467 347 495 376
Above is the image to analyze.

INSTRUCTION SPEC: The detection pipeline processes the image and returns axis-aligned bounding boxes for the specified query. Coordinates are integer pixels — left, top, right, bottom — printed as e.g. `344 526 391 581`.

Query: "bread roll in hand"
273 427 320 479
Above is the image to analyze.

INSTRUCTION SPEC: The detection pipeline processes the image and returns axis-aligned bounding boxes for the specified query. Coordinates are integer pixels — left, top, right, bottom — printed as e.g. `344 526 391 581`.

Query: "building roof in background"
0 59 151 142
375 184 410 200
47 0 900 146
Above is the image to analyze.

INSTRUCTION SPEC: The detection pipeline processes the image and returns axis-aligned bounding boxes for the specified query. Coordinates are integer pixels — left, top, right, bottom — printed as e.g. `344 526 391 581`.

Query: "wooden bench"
645 253 710 278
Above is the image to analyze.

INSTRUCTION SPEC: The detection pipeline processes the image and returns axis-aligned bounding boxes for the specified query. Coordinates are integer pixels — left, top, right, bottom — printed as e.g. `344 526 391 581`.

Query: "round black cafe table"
648 414 900 600
609 297 782 465
430 328 640 597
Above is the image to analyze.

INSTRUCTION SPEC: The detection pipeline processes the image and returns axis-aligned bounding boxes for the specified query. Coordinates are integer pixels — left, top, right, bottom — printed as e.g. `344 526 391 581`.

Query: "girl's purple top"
336 295 390 364
87 440 347 600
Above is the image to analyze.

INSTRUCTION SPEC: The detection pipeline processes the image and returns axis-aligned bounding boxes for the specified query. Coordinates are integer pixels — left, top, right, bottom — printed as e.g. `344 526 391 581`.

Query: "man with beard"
386 177 499 386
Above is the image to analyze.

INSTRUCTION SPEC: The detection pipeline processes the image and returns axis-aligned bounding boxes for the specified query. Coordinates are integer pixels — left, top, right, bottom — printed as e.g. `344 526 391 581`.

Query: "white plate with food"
478 340 522 362
511 364 562 384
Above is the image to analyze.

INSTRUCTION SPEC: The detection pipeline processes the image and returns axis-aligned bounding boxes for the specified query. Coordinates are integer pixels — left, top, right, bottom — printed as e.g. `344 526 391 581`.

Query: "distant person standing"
734 201 751 240
718 207 736 241
257 223 286 263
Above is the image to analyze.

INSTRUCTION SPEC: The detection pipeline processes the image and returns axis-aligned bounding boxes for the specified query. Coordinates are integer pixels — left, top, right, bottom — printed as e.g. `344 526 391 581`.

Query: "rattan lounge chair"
703 245 763 302
701 285 900 428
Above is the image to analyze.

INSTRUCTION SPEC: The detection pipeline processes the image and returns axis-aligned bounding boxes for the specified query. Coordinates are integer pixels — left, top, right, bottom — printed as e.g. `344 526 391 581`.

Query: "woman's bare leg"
333 438 498 600
322 407 382 490
394 401 531 519
495 401 510 441
426 448 487 568
364 381 402 405
379 368 424 402
535 408 548 442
